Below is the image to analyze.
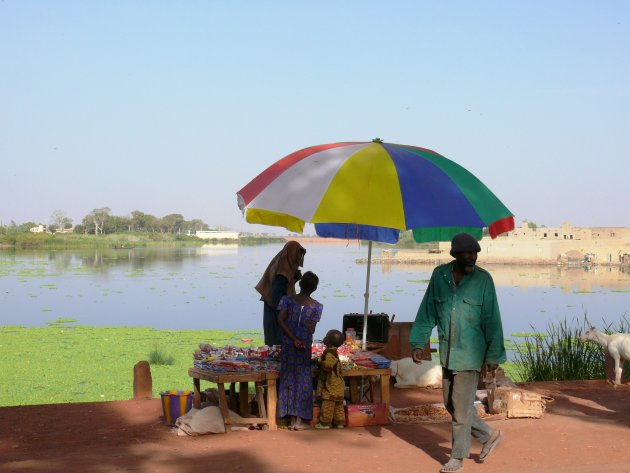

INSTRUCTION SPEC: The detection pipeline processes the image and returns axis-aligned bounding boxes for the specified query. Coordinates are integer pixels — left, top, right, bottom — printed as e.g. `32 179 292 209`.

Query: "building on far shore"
195 230 239 240
29 225 74 234
434 222 630 266
30 224 52 233
499 221 630 242
370 222 630 266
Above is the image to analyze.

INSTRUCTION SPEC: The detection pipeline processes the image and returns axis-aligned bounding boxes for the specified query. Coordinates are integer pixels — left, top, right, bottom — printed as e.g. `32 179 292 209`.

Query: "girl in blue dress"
277 271 322 430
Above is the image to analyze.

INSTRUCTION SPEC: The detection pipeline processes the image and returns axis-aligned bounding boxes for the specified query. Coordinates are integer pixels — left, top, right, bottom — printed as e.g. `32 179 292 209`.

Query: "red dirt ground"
2 380 630 473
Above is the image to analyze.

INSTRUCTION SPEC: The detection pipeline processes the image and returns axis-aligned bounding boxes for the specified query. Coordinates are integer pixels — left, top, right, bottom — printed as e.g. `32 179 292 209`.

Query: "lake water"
1 243 630 340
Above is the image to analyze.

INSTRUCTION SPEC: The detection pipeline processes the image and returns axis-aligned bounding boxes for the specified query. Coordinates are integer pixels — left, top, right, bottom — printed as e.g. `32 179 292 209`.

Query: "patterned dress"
277 295 323 420
316 347 346 426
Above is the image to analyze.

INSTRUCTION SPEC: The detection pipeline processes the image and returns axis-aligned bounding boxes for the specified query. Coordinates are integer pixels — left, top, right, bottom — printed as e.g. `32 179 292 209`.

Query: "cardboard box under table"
188 367 280 432
344 367 391 426
345 403 389 427
312 367 392 427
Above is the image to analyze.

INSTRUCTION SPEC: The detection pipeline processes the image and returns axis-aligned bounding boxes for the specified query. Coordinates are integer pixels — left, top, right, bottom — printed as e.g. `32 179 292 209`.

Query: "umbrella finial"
372 137 383 143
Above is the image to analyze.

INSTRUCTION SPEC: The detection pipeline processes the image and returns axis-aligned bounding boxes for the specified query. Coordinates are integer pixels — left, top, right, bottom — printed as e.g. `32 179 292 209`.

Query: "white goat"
389 357 442 388
579 327 630 385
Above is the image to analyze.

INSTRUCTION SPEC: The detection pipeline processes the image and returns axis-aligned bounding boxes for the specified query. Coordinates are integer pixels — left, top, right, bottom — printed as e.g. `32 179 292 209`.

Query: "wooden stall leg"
217 382 231 434
229 382 239 412
239 381 249 416
192 377 202 409
380 374 391 412
349 378 359 404
266 378 277 431
365 376 374 403
255 382 267 418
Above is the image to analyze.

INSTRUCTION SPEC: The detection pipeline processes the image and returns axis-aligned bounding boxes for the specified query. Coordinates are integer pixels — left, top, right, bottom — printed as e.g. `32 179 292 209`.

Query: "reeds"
513 317 604 381
148 346 175 366
513 314 630 382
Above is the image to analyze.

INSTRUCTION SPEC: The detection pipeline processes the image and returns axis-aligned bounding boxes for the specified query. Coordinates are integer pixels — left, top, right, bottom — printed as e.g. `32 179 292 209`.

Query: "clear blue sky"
2 1 629 231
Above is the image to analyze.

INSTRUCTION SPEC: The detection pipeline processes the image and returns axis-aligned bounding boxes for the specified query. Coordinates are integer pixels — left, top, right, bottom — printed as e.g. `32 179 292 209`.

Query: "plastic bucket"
160 390 193 425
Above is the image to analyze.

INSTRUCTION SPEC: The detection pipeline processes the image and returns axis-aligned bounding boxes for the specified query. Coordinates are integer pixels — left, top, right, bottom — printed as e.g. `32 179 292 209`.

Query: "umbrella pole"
361 241 372 350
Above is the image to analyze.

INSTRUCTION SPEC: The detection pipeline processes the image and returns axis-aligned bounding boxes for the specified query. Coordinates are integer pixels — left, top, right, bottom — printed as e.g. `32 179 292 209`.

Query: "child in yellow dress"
315 329 346 429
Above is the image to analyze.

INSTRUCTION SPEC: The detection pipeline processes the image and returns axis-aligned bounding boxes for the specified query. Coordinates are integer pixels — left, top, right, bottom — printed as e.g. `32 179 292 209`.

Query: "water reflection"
380 262 630 293
196 244 238 255
28 247 211 272
1 245 629 337
13 246 629 292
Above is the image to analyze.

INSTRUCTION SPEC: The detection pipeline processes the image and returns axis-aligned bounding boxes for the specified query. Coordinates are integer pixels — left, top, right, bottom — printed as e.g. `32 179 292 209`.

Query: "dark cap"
450 233 481 257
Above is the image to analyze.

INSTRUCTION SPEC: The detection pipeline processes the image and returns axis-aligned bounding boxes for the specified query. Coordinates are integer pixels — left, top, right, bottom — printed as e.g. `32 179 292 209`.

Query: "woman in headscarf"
255 241 306 346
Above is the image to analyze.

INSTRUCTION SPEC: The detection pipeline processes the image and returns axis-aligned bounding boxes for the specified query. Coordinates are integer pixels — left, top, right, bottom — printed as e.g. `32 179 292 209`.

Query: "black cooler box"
342 313 390 343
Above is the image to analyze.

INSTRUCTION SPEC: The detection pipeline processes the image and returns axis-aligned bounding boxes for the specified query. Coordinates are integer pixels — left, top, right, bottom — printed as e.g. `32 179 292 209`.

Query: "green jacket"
409 262 506 371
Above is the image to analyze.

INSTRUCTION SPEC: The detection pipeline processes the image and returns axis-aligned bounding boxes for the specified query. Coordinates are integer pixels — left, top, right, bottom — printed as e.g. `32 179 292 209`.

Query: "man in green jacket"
410 233 506 473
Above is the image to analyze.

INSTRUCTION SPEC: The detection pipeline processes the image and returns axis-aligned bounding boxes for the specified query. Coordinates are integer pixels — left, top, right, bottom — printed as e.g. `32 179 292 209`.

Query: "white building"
195 230 239 240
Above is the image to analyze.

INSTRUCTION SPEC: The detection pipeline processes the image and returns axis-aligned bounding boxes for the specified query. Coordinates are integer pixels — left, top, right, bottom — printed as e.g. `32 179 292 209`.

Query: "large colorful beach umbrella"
237 139 515 347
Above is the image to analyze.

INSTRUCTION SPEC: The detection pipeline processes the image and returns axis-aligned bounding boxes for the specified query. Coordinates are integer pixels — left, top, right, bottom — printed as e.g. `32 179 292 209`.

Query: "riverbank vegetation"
2 316 627 407
0 207 287 249
513 315 630 381
1 208 212 236
0 232 287 249
0 323 263 407
0 232 208 249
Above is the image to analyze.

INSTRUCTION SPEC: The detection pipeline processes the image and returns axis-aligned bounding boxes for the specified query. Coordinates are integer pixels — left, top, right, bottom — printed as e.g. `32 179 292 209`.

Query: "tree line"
1 208 213 235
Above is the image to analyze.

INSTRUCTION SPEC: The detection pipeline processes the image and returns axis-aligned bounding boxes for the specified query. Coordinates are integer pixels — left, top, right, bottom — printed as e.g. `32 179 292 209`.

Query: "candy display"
192 341 391 374
193 344 281 373
312 341 391 369
347 351 391 369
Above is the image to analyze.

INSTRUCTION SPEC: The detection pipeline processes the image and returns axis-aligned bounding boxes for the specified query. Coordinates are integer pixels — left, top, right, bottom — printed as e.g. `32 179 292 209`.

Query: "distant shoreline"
285 236 359 245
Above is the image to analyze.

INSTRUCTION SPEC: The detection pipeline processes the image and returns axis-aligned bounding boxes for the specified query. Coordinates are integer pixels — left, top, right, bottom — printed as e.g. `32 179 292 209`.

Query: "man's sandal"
479 430 503 462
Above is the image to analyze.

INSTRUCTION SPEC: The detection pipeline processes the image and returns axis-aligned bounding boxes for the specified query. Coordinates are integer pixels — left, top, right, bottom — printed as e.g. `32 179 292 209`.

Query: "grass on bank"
3 315 628 407
0 323 263 407
1 323 517 407
0 232 204 249
512 315 630 382
147 346 176 366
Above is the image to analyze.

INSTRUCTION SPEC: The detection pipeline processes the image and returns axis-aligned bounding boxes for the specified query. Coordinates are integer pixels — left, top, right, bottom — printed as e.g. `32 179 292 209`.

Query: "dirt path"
1 380 629 473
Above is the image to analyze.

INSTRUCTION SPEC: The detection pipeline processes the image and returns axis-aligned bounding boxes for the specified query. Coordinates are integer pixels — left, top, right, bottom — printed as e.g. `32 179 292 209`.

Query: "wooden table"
188 366 391 433
342 367 391 408
188 367 279 433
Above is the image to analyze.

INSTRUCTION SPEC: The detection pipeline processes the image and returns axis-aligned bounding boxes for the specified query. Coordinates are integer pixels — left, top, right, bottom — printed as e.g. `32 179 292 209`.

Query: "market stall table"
188 366 391 432
188 367 279 432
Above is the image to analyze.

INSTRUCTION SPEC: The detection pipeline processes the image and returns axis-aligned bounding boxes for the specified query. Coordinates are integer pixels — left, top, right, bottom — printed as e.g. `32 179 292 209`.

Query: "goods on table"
193 344 281 373
192 342 391 373
311 342 391 370
348 351 391 369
